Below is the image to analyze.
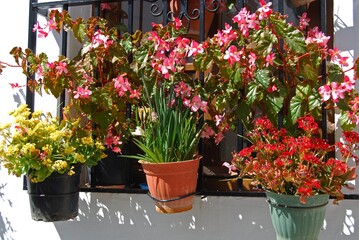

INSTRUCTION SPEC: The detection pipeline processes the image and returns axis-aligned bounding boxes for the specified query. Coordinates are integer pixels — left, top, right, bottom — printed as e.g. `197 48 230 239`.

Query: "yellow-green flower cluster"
0 104 106 182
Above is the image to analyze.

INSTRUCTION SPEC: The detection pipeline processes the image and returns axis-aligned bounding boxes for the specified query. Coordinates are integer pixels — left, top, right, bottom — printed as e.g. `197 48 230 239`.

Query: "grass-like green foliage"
130 86 202 163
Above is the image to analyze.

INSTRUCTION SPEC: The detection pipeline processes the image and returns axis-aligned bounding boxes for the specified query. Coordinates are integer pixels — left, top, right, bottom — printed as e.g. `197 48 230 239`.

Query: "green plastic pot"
266 191 329 240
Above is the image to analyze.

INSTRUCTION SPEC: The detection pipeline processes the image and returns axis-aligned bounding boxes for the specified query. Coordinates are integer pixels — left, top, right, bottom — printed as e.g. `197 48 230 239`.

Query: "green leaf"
265 94 283 115
72 18 86 42
289 95 305 125
327 62 345 83
247 83 258 105
302 63 318 81
339 112 356 131
270 15 306 53
254 69 271 89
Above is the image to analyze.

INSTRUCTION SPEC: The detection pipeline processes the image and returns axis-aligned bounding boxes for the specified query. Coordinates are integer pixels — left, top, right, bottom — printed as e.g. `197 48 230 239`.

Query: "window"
26 0 358 200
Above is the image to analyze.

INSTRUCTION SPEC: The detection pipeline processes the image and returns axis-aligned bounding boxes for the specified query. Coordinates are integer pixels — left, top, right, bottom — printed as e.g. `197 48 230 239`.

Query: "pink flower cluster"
149 21 204 79
32 20 57 38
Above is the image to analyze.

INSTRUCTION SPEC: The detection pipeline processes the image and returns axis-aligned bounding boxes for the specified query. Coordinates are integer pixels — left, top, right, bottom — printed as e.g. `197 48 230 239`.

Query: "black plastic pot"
91 147 132 187
27 165 81 221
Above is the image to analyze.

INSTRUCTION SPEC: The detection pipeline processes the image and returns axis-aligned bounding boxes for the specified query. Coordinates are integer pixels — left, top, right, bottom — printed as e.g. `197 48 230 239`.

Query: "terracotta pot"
140 158 200 213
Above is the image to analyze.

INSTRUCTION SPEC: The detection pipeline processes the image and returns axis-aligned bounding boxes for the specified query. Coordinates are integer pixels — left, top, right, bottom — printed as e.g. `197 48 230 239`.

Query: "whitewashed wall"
0 1 358 239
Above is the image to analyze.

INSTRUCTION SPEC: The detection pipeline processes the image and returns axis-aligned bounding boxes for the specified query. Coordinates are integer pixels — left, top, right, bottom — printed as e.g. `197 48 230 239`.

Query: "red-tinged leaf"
355 58 359 79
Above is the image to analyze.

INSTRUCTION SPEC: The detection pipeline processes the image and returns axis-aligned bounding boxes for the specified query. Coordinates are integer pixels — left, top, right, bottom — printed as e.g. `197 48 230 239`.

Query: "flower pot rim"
138 156 202 165
265 190 330 208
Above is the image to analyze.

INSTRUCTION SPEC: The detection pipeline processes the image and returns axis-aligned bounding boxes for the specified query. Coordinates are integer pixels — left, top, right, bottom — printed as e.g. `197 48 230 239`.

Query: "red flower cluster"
230 115 358 204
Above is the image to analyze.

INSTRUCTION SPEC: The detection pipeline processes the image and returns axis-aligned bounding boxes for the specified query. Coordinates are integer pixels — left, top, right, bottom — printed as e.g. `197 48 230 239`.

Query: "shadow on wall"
0 183 15 240
334 0 359 59
50 193 359 240
53 193 275 240
12 89 25 108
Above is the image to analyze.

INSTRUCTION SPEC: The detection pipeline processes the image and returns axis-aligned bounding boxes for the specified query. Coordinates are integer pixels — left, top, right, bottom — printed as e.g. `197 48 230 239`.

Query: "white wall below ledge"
1 170 358 240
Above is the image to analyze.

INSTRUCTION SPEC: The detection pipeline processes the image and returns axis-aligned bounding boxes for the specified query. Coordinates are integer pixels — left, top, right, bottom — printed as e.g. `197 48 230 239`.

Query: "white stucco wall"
1 1 358 239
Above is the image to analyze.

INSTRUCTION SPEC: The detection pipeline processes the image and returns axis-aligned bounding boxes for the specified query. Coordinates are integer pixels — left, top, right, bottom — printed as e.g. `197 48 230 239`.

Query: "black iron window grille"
24 0 359 200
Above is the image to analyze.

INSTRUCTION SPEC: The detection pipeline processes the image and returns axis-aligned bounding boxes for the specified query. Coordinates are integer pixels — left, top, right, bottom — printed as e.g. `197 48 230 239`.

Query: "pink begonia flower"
46 19 57 32
258 1 273 20
247 13 259 30
298 12 310 30
174 81 191 97
338 55 349 67
306 27 330 48
174 18 182 30
319 82 346 103
248 52 257 69
114 75 131 96
149 32 170 52
73 86 92 99
175 36 190 49
100 3 113 11
330 82 345 102
215 132 225 145
83 72 94 83
9 83 25 89
91 30 113 48
318 84 331 101
341 75 355 92
36 66 44 78
187 40 204 57
232 8 255 37
183 98 191 108
222 162 237 174
37 29 49 38
349 112 359 125
350 96 359 113
105 134 122 152
33 22 42 32
267 84 278 93
224 45 242 65
265 53 275 67
214 114 224 127
200 126 215 138
46 62 55 69
233 8 247 25
56 61 68 75
328 47 341 62
214 30 227 46
190 95 207 112
129 89 141 99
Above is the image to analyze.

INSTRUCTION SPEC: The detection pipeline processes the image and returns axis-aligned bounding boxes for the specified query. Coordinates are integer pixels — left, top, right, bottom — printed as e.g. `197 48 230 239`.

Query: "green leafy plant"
0 104 106 182
131 86 202 163
127 19 208 163
2 10 142 153
193 1 357 134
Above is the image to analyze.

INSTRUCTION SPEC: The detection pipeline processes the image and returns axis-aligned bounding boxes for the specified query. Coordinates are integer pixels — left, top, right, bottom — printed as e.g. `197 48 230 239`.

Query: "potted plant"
229 114 358 239
0 104 105 221
126 19 214 213
204 1 359 239
2 10 142 186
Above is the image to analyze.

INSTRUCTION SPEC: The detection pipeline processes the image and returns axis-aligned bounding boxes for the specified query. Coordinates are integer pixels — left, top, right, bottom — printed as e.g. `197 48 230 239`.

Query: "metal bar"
163 0 168 25
57 4 69 121
237 0 244 9
278 0 284 14
32 0 121 9
128 0 133 33
26 0 38 112
321 0 328 140
199 0 205 42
